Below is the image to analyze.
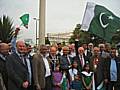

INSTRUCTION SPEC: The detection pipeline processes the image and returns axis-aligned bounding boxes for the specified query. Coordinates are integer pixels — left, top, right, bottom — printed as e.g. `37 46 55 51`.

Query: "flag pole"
39 0 46 45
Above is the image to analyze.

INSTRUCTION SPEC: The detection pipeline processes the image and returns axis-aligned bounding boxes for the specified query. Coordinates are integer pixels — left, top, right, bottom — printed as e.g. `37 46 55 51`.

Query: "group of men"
0 40 120 90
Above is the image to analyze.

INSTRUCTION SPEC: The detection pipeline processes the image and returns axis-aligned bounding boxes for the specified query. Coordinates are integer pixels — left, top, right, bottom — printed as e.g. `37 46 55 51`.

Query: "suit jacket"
73 54 89 73
6 53 29 90
59 55 73 71
104 56 120 84
0 56 7 90
48 54 59 71
0 73 6 90
89 55 105 87
84 49 92 59
26 54 35 90
32 53 46 89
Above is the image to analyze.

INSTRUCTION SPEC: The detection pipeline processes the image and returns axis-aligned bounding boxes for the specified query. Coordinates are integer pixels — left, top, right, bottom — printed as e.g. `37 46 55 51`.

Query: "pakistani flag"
20 14 29 29
81 2 120 42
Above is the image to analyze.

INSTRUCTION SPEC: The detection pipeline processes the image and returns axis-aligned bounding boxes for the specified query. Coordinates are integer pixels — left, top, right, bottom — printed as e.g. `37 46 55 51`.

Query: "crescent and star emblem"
99 12 109 28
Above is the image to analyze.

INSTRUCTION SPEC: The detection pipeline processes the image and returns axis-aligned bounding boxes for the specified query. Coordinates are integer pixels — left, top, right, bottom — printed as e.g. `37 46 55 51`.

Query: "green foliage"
69 24 120 46
45 37 50 45
0 15 14 43
69 24 90 45
62 41 66 46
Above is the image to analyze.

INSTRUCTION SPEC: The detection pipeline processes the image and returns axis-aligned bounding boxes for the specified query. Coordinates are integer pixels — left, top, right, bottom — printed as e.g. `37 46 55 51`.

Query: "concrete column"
39 0 46 45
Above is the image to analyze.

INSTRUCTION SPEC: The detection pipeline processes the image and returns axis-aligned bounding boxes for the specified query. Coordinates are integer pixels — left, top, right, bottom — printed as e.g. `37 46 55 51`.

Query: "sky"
0 0 120 42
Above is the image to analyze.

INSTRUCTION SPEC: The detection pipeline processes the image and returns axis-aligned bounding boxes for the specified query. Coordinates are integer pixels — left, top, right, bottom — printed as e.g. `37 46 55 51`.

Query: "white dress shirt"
43 56 51 77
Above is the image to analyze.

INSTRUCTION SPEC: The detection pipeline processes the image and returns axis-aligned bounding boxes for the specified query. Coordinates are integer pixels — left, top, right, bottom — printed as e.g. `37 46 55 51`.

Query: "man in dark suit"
104 47 120 90
82 43 92 59
0 43 10 90
6 40 29 90
48 46 59 71
24 43 35 90
60 46 73 71
73 47 89 73
89 47 105 90
59 46 73 83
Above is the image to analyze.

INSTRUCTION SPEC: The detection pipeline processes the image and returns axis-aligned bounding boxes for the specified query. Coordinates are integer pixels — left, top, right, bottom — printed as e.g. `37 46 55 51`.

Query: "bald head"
50 46 57 56
0 43 10 55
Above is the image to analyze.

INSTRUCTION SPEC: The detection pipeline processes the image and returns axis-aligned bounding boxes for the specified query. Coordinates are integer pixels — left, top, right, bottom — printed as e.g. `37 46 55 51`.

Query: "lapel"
108 57 118 72
38 54 46 72
115 57 119 74
47 56 51 65
76 55 82 70
62 55 70 65
13 53 27 68
0 56 6 62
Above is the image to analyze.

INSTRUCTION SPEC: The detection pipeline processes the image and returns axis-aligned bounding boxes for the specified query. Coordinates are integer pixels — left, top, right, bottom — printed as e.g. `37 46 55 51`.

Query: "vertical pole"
36 20 37 46
39 0 46 45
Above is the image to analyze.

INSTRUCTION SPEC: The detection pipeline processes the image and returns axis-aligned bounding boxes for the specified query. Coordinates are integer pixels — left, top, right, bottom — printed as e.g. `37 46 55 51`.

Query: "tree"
45 37 50 45
0 15 14 43
69 24 81 44
69 24 90 45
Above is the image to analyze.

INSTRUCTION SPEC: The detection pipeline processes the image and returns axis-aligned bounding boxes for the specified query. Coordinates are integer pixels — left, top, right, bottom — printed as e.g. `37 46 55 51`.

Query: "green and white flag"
20 14 29 29
81 2 120 42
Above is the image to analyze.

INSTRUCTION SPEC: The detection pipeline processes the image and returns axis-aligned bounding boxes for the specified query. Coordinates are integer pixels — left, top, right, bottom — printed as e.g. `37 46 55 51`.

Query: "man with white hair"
6 40 30 90
99 43 109 58
73 47 89 73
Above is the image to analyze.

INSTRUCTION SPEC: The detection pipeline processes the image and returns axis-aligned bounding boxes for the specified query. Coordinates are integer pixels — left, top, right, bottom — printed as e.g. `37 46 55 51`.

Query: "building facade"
47 32 73 45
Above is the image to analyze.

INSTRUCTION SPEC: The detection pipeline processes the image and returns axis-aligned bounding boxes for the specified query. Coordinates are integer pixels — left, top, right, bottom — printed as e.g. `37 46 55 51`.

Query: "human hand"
36 84 41 90
22 81 29 88
56 83 61 87
86 86 90 90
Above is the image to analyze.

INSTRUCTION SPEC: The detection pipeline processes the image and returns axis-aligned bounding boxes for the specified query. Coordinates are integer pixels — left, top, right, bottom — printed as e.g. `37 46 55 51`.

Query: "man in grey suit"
6 41 29 90
32 45 52 90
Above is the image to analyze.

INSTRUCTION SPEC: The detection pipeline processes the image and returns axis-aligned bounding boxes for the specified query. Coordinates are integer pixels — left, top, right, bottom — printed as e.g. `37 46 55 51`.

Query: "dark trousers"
107 81 120 90
44 75 52 90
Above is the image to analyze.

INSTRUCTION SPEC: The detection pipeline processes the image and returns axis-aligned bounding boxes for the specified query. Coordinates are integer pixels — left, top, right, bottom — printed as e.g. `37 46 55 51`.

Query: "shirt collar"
0 53 6 60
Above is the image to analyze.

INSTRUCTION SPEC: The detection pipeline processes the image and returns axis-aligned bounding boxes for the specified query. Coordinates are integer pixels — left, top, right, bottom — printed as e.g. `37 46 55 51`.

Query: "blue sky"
0 0 120 41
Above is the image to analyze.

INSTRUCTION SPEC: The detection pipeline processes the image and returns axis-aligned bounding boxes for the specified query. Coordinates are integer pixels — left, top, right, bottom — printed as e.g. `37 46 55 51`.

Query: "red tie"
80 57 83 67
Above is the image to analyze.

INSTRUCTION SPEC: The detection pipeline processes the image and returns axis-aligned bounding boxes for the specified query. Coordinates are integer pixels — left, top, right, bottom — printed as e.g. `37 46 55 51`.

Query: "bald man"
0 43 10 90
59 46 73 70
48 46 59 71
59 46 73 83
6 40 29 90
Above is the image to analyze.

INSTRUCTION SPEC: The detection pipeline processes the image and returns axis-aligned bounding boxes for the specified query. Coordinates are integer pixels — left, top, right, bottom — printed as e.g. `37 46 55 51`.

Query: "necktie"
23 57 28 67
80 56 83 67
20 55 27 66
